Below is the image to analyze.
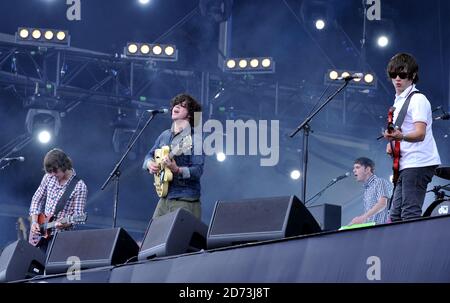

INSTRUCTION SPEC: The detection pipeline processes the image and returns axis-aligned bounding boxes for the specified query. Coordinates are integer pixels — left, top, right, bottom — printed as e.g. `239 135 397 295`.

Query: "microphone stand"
101 112 159 228
289 80 350 204
306 179 339 206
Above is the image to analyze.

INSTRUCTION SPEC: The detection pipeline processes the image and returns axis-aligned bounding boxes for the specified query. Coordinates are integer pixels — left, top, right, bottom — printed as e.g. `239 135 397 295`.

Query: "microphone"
337 73 364 81
2 156 25 162
331 172 350 182
146 108 169 114
434 112 450 120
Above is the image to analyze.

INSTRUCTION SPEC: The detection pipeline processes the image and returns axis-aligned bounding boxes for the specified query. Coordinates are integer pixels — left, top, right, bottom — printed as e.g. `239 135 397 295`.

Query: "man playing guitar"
142 94 204 220
383 53 441 222
29 148 88 254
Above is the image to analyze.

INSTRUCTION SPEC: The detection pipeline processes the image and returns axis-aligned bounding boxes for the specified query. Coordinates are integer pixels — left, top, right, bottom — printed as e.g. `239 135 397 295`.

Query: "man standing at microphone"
142 93 204 220
350 157 392 225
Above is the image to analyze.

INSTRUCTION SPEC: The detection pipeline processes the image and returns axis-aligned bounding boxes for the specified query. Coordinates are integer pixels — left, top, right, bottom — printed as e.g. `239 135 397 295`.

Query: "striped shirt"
363 175 392 224
29 169 87 219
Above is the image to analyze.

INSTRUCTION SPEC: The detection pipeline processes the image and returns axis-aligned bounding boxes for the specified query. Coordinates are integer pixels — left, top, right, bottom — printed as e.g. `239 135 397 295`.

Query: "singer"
142 93 204 220
383 53 441 222
350 157 392 225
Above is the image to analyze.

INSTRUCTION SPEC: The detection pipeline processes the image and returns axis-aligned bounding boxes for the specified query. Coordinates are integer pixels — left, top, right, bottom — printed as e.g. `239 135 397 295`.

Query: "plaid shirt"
29 169 87 219
363 174 392 224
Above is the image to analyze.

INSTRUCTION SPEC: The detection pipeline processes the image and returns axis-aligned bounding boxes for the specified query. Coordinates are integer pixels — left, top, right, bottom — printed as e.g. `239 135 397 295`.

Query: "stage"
19 214 450 283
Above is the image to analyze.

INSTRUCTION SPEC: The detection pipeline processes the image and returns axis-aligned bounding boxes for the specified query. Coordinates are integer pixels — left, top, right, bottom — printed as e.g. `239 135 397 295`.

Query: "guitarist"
29 148 88 254
383 53 441 222
143 94 204 220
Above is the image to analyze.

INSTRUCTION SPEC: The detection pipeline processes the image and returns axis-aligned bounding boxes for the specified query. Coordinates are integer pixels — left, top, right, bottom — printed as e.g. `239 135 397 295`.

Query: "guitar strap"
394 90 421 129
387 90 421 214
52 175 80 217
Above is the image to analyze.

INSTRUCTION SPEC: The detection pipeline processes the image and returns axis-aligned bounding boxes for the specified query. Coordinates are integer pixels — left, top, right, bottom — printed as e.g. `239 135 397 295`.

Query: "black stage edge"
21 215 450 283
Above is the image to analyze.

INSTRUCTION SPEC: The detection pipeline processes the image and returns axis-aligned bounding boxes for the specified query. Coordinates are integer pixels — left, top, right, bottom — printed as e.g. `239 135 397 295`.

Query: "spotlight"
16 27 70 46
377 36 389 48
152 45 162 55
238 59 248 68
315 19 325 30
216 152 226 162
37 130 52 144
226 59 236 69
290 170 301 180
329 70 338 80
224 57 275 74
124 42 178 61
364 74 374 84
250 59 259 68
138 0 150 4
25 108 61 143
325 69 377 88
140 44 150 54
44 30 54 40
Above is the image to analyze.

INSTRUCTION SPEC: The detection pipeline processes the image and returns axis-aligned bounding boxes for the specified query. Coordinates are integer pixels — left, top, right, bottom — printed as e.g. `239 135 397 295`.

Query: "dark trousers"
390 165 437 222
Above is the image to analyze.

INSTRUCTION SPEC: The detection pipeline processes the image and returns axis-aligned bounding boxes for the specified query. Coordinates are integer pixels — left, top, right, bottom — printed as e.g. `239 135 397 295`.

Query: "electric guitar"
387 106 401 184
153 134 193 198
29 213 87 246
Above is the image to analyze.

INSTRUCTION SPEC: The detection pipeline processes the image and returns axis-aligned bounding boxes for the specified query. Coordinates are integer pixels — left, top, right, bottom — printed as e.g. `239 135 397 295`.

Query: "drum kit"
423 166 450 217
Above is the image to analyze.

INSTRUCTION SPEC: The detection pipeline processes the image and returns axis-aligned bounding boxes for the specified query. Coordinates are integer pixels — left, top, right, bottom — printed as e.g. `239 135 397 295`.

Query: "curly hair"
170 93 202 127
386 53 419 84
43 148 73 173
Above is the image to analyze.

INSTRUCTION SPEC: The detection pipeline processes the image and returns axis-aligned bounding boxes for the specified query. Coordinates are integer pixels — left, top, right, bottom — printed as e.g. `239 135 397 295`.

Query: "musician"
29 148 88 253
384 53 441 221
143 93 204 220
350 157 392 225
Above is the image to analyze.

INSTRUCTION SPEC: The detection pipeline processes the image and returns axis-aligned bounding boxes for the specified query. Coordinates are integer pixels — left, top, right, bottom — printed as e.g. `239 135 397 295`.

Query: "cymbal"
435 167 450 180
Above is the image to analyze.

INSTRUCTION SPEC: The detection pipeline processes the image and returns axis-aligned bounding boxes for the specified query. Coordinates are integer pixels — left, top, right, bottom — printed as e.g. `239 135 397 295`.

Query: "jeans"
390 165 437 222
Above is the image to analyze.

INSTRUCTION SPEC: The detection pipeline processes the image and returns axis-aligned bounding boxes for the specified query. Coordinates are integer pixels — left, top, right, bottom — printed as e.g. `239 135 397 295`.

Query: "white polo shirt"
392 84 441 170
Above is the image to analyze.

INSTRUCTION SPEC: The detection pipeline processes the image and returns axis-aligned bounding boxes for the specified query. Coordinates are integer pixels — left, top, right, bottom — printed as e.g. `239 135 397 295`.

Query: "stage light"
261 58 271 68
164 46 174 56
44 30 54 40
128 43 138 54
124 42 178 61
139 0 150 4
224 57 275 74
226 59 236 69
16 27 70 46
25 108 61 143
37 130 52 144
364 74 374 84
377 36 389 48
329 70 338 80
140 44 150 54
315 19 325 30
216 152 226 162
290 170 301 180
56 31 66 41
32 30 41 39
19 29 29 39
325 69 377 88
250 59 259 68
238 59 248 68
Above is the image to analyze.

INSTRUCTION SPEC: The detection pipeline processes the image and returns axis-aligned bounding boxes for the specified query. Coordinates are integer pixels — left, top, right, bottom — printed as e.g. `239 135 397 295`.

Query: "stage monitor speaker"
0 240 45 282
207 195 321 249
307 203 342 231
423 200 450 217
46 227 139 274
138 208 207 260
